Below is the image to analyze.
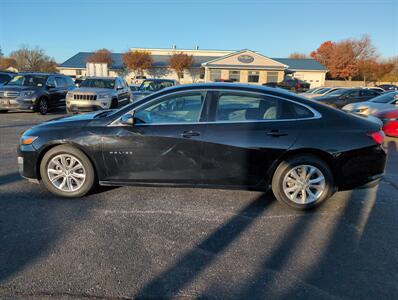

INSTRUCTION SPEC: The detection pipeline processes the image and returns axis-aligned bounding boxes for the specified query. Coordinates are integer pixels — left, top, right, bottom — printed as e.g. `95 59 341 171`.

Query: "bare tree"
289 52 308 59
10 46 57 72
0 57 17 70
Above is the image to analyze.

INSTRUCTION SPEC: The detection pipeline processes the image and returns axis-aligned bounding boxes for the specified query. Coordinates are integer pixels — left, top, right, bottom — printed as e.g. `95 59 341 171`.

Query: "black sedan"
314 88 381 109
18 83 386 210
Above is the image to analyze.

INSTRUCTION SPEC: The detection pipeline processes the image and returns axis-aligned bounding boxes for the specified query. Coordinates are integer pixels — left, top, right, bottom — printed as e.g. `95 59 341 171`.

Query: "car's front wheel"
271 155 334 210
40 145 96 198
38 98 49 115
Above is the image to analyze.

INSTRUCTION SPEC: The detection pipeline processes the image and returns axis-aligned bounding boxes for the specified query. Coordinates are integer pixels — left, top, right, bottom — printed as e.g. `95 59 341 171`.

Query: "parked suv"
277 78 310 93
66 76 130 114
0 73 75 114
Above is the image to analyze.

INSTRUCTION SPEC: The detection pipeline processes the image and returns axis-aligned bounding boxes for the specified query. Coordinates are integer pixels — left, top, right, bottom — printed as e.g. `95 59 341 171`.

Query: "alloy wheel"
282 164 325 204
39 99 48 114
47 154 86 192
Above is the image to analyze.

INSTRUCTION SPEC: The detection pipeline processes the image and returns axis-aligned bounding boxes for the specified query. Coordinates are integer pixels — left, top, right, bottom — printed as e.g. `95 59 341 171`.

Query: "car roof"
148 82 310 102
83 76 117 80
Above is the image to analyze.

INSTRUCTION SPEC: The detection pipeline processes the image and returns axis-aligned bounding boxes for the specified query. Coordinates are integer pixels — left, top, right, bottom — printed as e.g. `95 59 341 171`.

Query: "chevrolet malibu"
18 83 387 210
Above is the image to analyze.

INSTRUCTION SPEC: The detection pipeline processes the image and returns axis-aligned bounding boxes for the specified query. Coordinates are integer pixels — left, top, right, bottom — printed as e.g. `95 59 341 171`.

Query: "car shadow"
0 191 94 285
0 172 22 186
134 192 274 298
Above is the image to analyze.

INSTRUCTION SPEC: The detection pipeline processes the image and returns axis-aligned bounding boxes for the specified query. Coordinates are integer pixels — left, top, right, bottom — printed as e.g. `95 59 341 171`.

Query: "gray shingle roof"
59 52 220 69
59 52 327 71
272 58 327 71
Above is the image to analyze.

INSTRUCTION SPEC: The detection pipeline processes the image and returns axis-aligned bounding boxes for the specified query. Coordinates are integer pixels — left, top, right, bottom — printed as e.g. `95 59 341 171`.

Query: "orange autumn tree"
311 35 377 81
86 48 114 65
169 52 194 81
122 50 153 76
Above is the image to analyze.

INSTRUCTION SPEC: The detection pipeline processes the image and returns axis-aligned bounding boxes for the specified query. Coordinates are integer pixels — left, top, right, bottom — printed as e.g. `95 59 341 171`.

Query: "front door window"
134 92 206 124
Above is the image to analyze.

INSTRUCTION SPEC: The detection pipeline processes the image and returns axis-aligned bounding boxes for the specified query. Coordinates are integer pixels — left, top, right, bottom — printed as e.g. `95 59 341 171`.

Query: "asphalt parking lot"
0 111 397 300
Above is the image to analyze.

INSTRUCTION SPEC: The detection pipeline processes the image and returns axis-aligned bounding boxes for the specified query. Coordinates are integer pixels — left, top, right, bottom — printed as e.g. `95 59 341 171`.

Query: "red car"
375 109 398 137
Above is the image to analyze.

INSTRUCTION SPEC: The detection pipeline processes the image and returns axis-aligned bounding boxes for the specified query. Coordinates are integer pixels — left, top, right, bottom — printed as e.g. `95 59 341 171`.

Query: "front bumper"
67 99 111 113
18 144 40 181
0 98 37 111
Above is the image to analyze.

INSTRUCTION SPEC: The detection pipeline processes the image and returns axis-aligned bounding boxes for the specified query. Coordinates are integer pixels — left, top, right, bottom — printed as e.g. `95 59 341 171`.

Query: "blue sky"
0 0 397 63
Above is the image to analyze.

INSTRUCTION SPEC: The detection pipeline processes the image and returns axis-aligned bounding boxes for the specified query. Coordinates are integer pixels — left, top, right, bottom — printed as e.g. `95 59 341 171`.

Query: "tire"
38 98 49 115
271 155 334 210
40 145 96 198
0 110 8 113
110 98 118 109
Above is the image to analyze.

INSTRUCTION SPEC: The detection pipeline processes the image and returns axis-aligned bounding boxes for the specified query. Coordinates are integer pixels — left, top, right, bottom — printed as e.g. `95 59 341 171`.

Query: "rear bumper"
335 145 387 191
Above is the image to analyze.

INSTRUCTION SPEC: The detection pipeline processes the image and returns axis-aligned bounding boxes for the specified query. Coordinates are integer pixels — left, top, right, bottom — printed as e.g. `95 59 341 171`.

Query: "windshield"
6 75 47 87
0 74 12 84
140 80 174 92
316 88 331 94
80 78 115 89
370 92 398 103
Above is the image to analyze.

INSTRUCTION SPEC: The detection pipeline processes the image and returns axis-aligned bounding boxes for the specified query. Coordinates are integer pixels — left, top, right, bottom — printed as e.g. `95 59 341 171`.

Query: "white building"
58 47 327 87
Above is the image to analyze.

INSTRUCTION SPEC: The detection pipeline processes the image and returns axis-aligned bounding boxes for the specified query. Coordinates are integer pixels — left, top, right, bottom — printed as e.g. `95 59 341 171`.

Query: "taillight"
368 131 385 145
296 83 301 89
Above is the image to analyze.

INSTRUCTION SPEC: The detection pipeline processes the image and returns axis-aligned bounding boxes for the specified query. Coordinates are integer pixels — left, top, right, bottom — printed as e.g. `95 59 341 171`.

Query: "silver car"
66 77 131 114
342 91 398 116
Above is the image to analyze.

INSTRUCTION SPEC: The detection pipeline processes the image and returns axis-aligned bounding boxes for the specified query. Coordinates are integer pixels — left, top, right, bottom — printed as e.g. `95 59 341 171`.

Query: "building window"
178 72 184 79
266 71 278 83
76 69 82 76
229 70 240 82
210 69 221 81
248 71 259 83
199 71 205 80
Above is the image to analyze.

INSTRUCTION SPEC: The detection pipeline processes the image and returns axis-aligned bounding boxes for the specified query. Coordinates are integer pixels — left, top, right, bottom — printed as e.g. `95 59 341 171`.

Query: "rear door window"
215 92 280 121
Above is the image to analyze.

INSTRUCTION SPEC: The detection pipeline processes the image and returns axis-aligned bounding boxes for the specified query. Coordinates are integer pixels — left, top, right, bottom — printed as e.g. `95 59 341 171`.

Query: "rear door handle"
266 130 288 137
181 130 201 138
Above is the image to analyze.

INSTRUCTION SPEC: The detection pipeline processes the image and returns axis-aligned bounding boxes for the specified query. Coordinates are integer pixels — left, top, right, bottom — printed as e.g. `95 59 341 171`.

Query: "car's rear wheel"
40 145 96 198
271 155 334 210
38 98 49 115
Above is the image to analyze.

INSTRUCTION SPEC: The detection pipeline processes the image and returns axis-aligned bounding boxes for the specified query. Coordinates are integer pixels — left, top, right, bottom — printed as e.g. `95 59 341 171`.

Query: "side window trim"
109 89 321 127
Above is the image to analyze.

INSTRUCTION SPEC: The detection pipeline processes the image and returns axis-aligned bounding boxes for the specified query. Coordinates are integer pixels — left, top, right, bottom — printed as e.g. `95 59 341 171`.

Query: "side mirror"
120 114 135 125
47 83 56 89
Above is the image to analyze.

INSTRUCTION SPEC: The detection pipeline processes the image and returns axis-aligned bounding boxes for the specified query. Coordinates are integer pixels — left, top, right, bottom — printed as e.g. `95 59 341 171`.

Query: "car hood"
0 85 41 92
33 111 114 129
71 87 114 94
313 95 338 101
132 90 153 96
343 101 392 115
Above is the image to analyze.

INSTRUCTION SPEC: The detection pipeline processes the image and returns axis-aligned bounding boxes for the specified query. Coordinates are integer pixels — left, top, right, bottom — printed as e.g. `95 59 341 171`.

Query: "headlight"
355 107 369 114
20 136 38 145
66 93 73 98
98 94 110 99
21 90 36 97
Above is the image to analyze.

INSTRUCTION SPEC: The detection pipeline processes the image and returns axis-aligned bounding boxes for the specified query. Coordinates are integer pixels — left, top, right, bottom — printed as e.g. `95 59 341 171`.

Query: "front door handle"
266 130 288 137
181 130 201 138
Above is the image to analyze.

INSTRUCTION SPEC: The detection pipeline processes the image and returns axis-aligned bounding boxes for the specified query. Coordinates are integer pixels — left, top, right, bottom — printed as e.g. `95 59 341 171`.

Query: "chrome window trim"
109 88 322 127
